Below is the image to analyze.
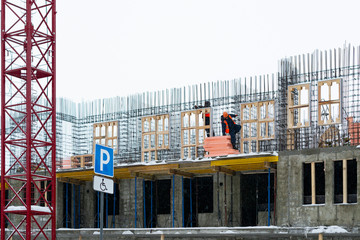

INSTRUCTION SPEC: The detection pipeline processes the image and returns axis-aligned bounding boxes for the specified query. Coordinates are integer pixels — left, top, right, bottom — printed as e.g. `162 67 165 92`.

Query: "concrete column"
119 178 141 228
56 181 64 228
174 175 183 227
232 173 241 226
82 182 95 228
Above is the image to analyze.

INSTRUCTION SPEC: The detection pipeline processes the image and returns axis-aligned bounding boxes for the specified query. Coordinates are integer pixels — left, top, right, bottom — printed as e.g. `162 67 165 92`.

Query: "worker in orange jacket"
221 112 241 149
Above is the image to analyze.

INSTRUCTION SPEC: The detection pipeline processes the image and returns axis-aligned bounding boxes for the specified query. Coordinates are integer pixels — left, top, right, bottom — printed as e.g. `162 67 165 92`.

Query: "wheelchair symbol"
100 179 108 191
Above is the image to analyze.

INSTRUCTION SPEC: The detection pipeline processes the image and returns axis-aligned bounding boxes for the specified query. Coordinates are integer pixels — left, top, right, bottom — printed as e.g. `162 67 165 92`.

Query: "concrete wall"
208 172 242 227
117 178 142 228
276 146 360 227
57 171 271 229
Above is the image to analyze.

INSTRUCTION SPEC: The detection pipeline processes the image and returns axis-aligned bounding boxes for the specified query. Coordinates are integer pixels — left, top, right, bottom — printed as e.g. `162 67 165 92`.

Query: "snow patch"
220 230 235 234
310 226 348 234
122 230 133 235
5 205 52 213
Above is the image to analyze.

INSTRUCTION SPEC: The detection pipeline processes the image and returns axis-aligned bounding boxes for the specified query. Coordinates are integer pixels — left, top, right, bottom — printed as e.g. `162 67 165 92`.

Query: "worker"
194 101 213 137
221 111 241 149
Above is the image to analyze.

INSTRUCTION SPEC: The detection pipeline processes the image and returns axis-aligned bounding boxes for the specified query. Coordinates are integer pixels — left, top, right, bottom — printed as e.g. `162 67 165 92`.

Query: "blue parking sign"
94 144 114 178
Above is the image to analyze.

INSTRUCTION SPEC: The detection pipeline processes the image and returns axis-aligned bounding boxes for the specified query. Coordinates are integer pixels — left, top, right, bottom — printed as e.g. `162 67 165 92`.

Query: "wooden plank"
130 164 179 172
343 159 348 204
230 163 267 172
57 169 94 178
131 172 155 181
288 84 310 128
179 162 211 169
212 166 235 176
311 162 316 205
211 156 278 166
169 169 194 178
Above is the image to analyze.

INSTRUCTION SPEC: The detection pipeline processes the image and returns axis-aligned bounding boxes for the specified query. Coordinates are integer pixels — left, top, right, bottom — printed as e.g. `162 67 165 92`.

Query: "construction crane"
1 0 56 239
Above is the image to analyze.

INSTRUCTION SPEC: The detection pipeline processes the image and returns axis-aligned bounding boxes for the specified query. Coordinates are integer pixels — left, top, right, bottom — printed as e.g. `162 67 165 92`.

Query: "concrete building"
52 43 360 238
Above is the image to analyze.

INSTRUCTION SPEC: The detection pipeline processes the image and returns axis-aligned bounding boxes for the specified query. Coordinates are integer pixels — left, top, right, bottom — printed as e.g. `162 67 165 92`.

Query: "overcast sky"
56 0 360 102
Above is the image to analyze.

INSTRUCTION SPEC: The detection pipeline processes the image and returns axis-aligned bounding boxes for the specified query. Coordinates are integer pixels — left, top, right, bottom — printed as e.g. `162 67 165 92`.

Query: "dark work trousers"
205 116 210 137
205 116 215 137
230 131 236 149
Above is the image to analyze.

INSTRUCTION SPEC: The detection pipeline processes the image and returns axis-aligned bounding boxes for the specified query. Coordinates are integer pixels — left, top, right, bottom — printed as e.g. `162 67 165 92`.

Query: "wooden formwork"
181 108 211 159
141 114 170 162
318 79 341 125
240 101 275 153
287 83 310 128
70 154 94 168
93 121 118 154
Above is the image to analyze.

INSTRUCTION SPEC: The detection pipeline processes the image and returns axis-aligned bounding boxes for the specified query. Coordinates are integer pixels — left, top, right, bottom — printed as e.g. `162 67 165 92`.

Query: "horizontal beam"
169 169 194 178
264 161 277 169
131 172 155 181
211 156 278 166
58 177 85 185
130 164 179 172
212 166 235 176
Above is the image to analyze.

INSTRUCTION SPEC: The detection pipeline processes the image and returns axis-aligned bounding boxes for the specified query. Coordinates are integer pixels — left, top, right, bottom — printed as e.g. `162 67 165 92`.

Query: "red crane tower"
1 0 56 239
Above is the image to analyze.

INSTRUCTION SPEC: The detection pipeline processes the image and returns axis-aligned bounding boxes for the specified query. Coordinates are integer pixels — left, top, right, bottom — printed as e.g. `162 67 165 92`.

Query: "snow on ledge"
309 226 348 234
5 205 52 213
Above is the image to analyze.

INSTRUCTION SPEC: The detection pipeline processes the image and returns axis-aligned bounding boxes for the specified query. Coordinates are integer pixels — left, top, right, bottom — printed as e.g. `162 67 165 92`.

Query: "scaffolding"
52 43 360 168
55 74 277 166
277 44 360 150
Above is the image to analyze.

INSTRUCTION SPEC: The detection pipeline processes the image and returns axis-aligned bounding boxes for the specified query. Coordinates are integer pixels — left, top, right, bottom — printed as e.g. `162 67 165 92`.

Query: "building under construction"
47 43 360 239
4 43 360 239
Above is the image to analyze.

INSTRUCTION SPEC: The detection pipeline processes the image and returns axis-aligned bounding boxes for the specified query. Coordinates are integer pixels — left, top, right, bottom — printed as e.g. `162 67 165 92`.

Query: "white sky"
57 0 360 102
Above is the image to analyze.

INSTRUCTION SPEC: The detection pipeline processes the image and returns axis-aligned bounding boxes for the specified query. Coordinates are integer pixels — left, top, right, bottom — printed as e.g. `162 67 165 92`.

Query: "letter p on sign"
94 144 114 178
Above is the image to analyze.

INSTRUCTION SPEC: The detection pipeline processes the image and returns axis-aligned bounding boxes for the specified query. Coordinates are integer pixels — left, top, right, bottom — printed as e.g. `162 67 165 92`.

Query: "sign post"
93 144 114 240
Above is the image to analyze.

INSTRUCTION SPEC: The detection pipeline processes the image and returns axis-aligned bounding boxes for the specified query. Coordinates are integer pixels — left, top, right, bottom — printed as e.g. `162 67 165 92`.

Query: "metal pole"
268 168 271 226
224 174 227 227
190 178 192 227
135 177 137 228
143 180 146 228
151 181 153 228
106 193 108 228
100 192 104 240
73 184 76 228
182 177 184 227
78 185 81 228
66 183 68 228
97 192 100 228
112 184 116 228
172 175 175 228
217 172 220 225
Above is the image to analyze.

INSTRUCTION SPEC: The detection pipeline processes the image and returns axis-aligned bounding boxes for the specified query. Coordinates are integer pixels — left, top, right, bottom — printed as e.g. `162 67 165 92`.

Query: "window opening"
318 79 341 125
93 121 118 154
181 108 211 159
157 179 171 214
288 84 310 128
303 162 325 205
241 101 275 153
141 114 170 162
197 176 213 213
334 159 357 204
